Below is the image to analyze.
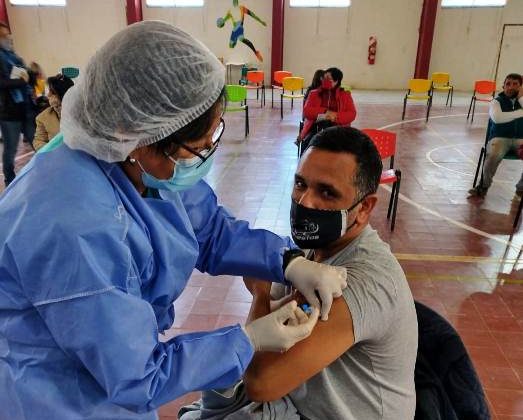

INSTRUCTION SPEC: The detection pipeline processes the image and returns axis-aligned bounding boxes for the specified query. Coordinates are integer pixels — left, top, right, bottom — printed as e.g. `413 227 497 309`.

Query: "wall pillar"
126 0 143 25
271 0 285 81
414 0 438 79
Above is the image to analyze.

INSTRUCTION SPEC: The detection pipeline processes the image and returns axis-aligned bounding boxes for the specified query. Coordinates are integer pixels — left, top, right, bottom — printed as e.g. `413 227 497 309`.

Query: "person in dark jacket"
414 301 490 420
0 21 37 186
468 73 523 198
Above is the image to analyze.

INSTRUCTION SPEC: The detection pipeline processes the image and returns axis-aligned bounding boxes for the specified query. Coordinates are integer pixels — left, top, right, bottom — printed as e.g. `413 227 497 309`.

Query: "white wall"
431 0 523 91
7 0 127 76
7 0 521 92
283 0 423 90
142 0 273 77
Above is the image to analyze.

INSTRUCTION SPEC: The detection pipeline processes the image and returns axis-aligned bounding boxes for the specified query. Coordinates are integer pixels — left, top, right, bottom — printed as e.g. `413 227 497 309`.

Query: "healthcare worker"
0 22 347 419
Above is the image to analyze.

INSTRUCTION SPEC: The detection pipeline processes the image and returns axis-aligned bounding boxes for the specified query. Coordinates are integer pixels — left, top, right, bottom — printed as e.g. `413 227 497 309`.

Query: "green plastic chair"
225 85 249 137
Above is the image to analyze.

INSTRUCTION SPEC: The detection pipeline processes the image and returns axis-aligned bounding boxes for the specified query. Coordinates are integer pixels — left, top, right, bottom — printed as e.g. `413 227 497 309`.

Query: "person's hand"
243 300 319 352
243 277 271 297
19 69 29 83
325 110 337 122
284 256 347 321
269 289 303 312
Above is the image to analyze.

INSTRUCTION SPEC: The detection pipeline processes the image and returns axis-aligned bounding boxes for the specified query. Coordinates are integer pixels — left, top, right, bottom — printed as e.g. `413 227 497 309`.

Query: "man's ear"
356 194 378 224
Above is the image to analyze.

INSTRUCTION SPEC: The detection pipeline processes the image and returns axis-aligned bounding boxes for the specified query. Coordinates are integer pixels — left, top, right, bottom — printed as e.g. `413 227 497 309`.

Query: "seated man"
298 67 356 152
180 127 417 420
468 73 523 198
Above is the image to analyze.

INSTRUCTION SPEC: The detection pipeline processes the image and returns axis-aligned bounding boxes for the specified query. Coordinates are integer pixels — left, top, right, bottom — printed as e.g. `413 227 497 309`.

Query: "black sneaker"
468 186 487 198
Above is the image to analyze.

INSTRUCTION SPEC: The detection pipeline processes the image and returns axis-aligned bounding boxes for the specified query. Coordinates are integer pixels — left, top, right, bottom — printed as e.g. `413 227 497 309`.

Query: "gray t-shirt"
286 226 418 420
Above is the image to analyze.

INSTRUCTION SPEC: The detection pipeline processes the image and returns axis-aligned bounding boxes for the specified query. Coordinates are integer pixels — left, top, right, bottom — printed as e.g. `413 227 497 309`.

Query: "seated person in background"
29 61 45 97
303 68 324 104
33 74 73 151
468 73 523 198
298 67 356 151
181 127 417 420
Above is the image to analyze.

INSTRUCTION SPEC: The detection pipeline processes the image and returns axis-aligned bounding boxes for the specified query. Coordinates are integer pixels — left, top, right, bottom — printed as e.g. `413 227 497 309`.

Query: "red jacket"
300 87 357 139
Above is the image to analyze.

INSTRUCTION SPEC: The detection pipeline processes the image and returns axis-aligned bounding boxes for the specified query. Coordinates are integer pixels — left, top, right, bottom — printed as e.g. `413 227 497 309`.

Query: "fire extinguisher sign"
368 36 377 65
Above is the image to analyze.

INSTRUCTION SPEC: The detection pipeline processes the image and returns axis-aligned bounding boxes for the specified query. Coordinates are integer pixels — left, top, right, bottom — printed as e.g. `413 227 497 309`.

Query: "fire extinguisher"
368 36 377 65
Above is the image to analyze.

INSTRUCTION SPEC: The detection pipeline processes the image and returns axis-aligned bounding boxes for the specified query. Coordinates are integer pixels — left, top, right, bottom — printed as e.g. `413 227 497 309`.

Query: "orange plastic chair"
361 129 401 231
467 80 496 123
272 70 292 108
431 72 454 107
280 77 305 119
246 70 265 107
402 79 433 122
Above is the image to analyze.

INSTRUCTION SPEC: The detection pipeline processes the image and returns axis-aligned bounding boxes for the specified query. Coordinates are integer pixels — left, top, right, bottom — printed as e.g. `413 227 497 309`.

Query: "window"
290 0 351 7
146 0 204 7
10 0 65 5
441 0 506 7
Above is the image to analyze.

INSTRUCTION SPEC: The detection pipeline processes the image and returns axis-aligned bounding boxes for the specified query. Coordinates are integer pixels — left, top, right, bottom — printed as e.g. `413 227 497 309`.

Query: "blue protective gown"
0 143 293 419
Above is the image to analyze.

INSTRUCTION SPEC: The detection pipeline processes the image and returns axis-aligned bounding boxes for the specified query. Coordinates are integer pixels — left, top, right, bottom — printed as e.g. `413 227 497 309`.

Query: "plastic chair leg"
390 171 401 231
446 89 451 107
473 147 486 188
387 182 396 219
471 99 477 123
245 106 249 137
426 97 432 122
467 96 474 120
402 97 407 120
513 196 523 230
280 95 284 119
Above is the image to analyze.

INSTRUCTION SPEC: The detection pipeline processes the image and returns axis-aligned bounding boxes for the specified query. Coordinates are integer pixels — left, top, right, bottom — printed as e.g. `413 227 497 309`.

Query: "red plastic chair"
246 70 265 107
467 80 496 123
272 70 292 108
362 129 401 231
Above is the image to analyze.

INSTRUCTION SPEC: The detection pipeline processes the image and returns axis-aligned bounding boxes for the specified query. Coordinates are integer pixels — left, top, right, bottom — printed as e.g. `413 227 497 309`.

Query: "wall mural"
216 0 267 62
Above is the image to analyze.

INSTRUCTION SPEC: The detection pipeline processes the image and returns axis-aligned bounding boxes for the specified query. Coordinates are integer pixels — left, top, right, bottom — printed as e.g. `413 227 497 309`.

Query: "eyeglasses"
166 118 225 168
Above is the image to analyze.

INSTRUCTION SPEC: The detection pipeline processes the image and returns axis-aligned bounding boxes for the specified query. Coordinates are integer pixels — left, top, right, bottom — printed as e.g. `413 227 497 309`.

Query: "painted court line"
378 113 522 251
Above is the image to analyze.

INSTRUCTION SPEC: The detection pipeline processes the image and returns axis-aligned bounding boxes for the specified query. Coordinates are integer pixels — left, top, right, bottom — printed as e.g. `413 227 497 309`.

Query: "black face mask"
290 197 364 249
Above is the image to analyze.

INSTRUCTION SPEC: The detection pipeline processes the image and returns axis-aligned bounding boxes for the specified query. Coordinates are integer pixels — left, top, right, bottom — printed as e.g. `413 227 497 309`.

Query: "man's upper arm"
243 295 355 402
489 99 523 124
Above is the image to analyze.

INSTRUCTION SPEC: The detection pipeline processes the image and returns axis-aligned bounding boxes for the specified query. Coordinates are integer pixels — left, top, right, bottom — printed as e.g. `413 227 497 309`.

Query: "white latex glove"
243 300 319 352
284 256 347 321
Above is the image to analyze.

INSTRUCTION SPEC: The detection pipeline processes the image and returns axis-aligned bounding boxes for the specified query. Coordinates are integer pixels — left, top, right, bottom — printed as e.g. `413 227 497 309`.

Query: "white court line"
377 112 522 251
425 143 513 184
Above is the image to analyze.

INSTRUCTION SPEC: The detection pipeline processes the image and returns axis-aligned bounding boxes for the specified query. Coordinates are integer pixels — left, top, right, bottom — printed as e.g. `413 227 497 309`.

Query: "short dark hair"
325 67 343 85
308 126 383 199
153 88 225 156
505 73 522 85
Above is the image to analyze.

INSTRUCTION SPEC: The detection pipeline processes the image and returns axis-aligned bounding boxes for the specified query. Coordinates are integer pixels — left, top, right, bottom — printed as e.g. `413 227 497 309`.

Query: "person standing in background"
30 61 45 97
0 21 37 185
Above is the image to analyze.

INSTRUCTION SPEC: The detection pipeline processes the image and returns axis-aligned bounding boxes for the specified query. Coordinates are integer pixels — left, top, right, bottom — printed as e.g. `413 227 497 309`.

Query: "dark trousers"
1 115 36 186
299 120 335 157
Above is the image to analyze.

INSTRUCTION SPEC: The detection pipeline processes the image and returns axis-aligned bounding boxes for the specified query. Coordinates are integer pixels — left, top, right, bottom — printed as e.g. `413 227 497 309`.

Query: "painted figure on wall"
216 0 267 62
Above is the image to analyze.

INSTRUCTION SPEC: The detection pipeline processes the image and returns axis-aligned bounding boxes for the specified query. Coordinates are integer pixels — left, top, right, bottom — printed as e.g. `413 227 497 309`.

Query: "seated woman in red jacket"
299 67 356 150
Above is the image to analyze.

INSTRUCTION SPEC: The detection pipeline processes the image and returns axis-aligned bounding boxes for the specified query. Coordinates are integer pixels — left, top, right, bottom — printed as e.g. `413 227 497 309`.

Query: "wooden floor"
2 90 522 418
